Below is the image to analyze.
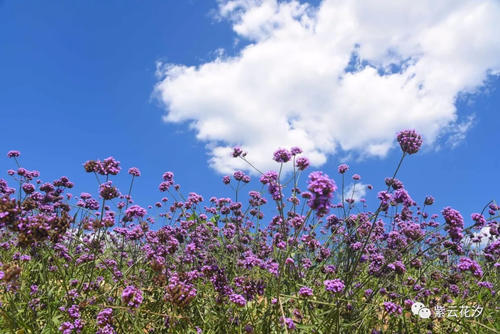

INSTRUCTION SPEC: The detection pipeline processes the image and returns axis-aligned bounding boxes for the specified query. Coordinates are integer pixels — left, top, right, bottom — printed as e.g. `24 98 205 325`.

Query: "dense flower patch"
0 131 498 333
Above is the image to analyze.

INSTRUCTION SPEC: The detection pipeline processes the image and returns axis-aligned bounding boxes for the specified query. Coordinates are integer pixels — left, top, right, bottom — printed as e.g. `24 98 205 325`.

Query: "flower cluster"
0 130 498 333
397 129 423 155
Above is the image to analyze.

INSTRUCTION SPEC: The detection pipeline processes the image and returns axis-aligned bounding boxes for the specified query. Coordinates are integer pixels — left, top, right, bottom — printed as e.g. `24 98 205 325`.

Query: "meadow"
0 130 498 333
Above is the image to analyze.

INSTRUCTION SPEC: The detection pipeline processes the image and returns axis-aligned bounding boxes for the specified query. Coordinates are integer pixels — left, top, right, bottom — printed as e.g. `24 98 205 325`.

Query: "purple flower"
281 317 295 330
295 157 310 171
59 322 74 334
30 285 39 295
442 207 464 243
222 176 231 184
471 213 486 229
337 164 349 174
229 293 247 307
307 171 337 217
97 308 113 326
97 324 116 334
7 150 20 158
128 167 141 177
22 183 35 194
383 301 402 315
260 171 278 184
273 148 292 163
324 279 345 293
233 171 246 181
122 286 143 308
232 146 243 158
298 286 313 297
99 181 120 200
352 174 361 181
67 304 80 319
290 147 302 155
124 205 147 221
457 257 483 277
396 129 423 155
162 171 174 181
99 157 121 175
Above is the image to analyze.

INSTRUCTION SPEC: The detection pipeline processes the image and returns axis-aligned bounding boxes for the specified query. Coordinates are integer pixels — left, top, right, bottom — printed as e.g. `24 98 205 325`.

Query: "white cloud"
342 182 367 202
465 226 498 250
155 0 500 174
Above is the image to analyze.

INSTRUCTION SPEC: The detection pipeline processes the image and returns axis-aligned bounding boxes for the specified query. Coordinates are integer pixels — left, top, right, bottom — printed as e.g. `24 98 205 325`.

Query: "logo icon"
411 302 431 319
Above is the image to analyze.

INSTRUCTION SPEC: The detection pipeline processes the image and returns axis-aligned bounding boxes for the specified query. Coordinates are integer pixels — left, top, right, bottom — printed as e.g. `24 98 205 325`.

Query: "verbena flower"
122 286 143 308
273 148 292 163
337 164 349 174
128 167 141 177
307 171 337 217
396 129 423 154
324 279 345 293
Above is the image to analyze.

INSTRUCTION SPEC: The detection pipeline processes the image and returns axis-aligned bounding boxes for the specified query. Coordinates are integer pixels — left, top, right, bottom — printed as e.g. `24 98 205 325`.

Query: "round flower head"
397 129 423 154
338 164 349 174
324 279 345 293
298 286 313 297
229 293 247 307
295 157 310 171
273 148 292 163
307 171 337 217
7 150 20 158
290 147 302 155
424 195 434 205
128 167 141 177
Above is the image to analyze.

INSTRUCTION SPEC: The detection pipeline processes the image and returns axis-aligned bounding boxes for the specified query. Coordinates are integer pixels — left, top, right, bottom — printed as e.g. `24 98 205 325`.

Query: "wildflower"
273 148 292 163
260 171 278 184
383 302 402 315
122 286 143 308
281 317 295 330
424 196 434 205
59 322 74 334
442 207 464 243
222 176 230 184
233 171 245 181
338 164 349 174
97 308 113 326
471 213 486 228
128 167 141 177
324 279 345 293
67 304 80 319
7 150 20 158
396 129 423 154
229 293 247 307
298 286 313 297
99 182 120 200
22 183 35 194
99 157 121 175
457 257 483 277
232 146 243 158
295 157 310 171
307 171 337 217
124 205 147 221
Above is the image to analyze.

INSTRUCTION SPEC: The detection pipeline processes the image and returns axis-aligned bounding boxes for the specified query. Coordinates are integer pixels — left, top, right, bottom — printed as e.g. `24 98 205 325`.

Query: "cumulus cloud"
155 0 500 174
342 182 368 203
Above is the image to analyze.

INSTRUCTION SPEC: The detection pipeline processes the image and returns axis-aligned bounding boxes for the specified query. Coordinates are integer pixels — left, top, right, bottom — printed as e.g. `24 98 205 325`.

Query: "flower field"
0 130 498 333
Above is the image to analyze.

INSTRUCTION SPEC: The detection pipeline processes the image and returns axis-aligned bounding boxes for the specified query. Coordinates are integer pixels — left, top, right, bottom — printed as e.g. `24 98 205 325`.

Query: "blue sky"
1 0 499 225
